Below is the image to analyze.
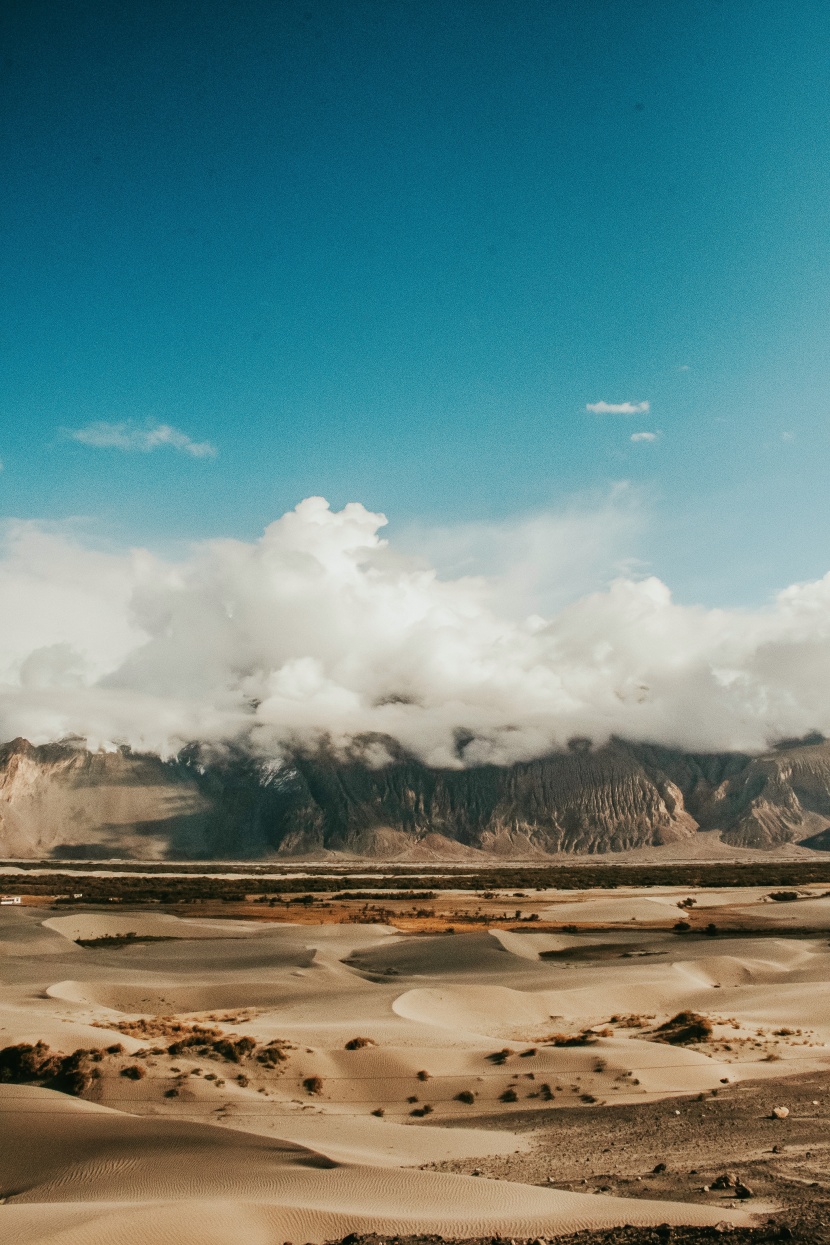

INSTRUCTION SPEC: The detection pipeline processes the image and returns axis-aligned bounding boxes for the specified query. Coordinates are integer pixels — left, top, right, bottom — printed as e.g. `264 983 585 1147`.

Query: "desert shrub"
769 891 800 902
0 1042 58 1083
0 1043 96 1096
52 1050 95 1096
165 1087 179 1097
344 1037 375 1050
236 1073 249 1086
487 1048 514 1064
256 1042 288 1066
539 1083 554 1101
371 1107 384 1117
212 1036 257 1063
519 1048 537 1058
500 1088 518 1103
547 1032 597 1047
303 1075 323 1094
120 1064 146 1080
455 1090 475 1104
106 1043 124 1054
416 1069 430 1081
101 1017 221 1041
653 1012 714 1044
609 1015 649 1029
165 1025 223 1055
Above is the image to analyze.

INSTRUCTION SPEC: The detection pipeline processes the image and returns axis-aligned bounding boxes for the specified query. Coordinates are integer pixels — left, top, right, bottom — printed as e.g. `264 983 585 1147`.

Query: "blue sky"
3 0 830 607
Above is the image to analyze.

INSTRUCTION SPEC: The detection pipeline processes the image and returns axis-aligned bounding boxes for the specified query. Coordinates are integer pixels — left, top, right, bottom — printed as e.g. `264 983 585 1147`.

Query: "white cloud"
631 431 658 443
3 497 830 763
397 484 644 617
68 420 217 459
586 400 650 415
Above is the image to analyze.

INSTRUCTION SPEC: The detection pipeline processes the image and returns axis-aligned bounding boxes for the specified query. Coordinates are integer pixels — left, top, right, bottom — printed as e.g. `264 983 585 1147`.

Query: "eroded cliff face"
287 744 697 857
627 740 830 849
2 734 830 860
706 745 830 848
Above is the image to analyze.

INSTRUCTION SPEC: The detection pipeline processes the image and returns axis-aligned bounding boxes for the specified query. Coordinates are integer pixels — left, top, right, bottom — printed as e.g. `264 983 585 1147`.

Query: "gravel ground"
417 1069 830 1243
332 1229 793 1244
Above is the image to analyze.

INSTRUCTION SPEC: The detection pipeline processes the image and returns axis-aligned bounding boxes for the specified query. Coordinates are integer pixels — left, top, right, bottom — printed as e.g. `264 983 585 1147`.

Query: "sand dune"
490 929 579 959
393 983 558 1036
45 977 326 1014
43 913 265 943
7 894 830 1241
0 1087 750 1243
0 1192 751 1245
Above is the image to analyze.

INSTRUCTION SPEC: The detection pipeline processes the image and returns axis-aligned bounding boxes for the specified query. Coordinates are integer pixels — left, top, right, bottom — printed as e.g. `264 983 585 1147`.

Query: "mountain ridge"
2 734 830 860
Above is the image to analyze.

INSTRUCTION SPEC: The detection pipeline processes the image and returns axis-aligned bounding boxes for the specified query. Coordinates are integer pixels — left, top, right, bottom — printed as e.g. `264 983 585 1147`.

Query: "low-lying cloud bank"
2 496 830 766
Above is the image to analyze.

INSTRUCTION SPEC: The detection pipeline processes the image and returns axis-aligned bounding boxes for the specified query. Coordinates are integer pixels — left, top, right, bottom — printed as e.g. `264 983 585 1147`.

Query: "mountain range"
4 733 830 860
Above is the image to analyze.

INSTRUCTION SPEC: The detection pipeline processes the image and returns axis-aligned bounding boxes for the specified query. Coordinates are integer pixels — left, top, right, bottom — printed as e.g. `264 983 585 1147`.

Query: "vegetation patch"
0 1042 99 1096
75 933 177 948
120 1064 147 1080
651 1011 714 1045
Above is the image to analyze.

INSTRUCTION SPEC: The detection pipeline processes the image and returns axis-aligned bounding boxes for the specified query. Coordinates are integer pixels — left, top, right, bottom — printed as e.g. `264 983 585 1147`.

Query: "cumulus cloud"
631 431 658 443
67 420 217 459
586 400 650 415
2 497 830 764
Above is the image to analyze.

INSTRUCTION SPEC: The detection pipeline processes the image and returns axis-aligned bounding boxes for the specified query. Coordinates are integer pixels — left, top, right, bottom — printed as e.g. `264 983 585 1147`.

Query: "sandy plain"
3 885 830 1244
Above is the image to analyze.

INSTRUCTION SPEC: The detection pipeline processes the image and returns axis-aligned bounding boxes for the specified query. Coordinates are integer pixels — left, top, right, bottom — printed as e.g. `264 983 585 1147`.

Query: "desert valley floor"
4 883 830 1244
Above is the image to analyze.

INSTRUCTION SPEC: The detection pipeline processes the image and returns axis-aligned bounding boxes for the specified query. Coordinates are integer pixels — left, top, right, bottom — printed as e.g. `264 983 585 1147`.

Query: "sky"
4 1 830 758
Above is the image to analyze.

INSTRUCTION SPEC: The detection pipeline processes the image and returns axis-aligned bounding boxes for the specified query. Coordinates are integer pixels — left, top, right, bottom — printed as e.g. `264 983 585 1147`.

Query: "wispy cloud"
67 420 217 459
631 431 658 443
586 400 650 415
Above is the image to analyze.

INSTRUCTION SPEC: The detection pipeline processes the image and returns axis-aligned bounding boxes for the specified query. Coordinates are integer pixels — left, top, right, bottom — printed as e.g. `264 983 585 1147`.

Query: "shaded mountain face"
1 735 830 860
